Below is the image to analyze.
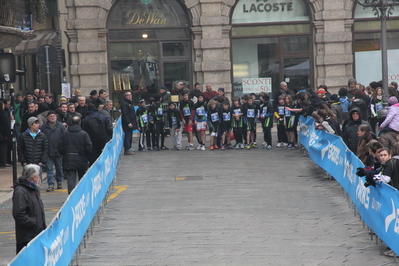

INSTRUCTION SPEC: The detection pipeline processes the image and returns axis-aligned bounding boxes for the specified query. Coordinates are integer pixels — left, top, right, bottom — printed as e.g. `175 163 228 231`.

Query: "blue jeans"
124 130 132 151
46 156 63 186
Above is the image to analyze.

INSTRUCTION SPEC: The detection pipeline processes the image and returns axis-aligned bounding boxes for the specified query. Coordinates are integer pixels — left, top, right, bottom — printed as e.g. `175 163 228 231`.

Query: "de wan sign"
242 78 272 93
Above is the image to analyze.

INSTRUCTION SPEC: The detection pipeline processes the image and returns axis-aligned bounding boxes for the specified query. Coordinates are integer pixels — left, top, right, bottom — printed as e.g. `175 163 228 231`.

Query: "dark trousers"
89 142 105 166
145 129 151 148
263 127 272 145
233 127 243 144
123 130 132 151
16 241 29 254
277 124 287 143
0 141 7 166
66 168 87 194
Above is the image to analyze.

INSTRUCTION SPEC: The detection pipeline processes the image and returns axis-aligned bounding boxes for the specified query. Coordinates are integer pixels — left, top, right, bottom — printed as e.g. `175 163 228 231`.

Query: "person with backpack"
82 104 112 165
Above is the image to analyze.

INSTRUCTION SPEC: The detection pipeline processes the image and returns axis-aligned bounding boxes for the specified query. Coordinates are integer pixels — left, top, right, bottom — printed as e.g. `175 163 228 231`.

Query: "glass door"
162 61 190 95
282 57 310 91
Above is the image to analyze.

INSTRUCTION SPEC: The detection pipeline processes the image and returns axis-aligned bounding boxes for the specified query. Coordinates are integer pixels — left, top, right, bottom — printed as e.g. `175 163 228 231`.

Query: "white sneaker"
283 143 288 147
266 145 272 150
235 144 240 149
262 142 267 146
277 142 282 148
187 144 194 151
196 144 202 150
201 145 206 151
240 143 245 149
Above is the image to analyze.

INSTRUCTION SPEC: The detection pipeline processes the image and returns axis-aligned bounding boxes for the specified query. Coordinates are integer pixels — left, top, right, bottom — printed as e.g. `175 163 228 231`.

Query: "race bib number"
171 116 177 125
376 103 383 111
247 109 255 118
285 109 291 117
157 108 163 115
183 107 190 116
233 109 241 115
196 107 205 116
278 106 284 115
223 112 231 121
141 114 148 123
211 112 219 122
262 107 267 116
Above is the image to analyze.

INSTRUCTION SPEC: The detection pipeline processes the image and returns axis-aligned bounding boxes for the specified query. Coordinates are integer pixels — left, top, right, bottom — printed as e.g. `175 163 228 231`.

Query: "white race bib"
285 109 291 117
247 109 255 118
157 108 163 115
141 114 148 123
262 107 267 116
183 107 190 116
211 112 219 122
233 109 241 115
172 116 177 125
376 103 383 111
223 112 231 121
196 107 205 116
278 106 284 115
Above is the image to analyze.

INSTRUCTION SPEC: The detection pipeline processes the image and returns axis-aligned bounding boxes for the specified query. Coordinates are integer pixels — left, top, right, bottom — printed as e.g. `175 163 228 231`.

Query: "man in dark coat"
342 107 370 153
40 110 66 191
120 91 138 155
20 102 38 133
82 104 112 165
17 117 48 175
59 116 92 194
75 96 88 118
12 164 46 254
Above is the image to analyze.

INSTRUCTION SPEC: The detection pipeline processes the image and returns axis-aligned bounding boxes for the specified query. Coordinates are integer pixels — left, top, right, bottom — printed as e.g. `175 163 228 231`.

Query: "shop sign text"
126 11 167 25
242 78 272 93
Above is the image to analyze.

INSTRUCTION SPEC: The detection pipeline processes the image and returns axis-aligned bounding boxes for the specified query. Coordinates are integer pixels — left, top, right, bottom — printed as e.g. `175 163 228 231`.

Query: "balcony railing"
0 0 32 30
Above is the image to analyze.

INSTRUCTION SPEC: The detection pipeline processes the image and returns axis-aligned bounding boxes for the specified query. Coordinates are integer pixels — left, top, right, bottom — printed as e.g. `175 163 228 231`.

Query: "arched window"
107 0 191 105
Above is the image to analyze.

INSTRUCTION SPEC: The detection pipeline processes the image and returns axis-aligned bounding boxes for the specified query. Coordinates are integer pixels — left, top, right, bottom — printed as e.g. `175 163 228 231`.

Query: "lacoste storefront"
230 0 312 97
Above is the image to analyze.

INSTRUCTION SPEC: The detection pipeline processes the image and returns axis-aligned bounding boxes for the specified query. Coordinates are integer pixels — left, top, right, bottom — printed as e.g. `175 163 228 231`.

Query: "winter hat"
160 86 167 91
388 96 398 106
218 88 225 92
317 88 326 94
90 90 97 96
47 110 56 117
329 94 339 102
27 117 39 126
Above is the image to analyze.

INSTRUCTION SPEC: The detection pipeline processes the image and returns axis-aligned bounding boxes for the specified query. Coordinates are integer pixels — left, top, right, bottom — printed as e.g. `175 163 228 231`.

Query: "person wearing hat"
159 86 171 104
342 108 370 153
378 96 399 138
89 90 98 107
40 111 66 191
329 94 343 126
17 117 48 178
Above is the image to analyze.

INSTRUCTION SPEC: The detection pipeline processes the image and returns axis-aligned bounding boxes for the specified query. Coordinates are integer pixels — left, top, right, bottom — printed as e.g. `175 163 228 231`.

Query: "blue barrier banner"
299 116 399 255
9 119 124 266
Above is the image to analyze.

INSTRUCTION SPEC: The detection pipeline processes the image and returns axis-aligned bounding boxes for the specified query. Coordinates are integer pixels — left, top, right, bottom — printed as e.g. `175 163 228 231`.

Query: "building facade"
63 0 399 104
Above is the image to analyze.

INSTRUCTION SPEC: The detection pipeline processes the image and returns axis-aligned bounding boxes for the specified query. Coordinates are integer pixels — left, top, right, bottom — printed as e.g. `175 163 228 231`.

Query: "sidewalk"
0 165 21 206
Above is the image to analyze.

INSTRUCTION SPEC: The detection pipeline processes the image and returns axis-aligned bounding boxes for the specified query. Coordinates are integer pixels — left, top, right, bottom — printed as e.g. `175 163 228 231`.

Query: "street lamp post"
357 0 399 99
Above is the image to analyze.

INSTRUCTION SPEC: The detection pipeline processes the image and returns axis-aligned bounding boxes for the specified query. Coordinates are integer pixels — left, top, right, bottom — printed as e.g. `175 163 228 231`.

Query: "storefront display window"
231 0 311 98
107 0 190 105
354 5 399 86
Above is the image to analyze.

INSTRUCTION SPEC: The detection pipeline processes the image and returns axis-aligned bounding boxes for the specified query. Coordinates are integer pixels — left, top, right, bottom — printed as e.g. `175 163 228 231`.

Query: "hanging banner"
242 77 272 93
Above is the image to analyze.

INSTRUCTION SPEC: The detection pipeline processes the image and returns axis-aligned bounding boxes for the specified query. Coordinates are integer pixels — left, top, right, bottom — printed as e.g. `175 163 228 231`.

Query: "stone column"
188 0 234 99
312 0 355 92
65 0 111 96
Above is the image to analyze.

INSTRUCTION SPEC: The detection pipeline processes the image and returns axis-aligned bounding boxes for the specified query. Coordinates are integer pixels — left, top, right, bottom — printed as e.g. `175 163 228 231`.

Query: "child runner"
180 92 195 150
241 95 249 145
221 100 232 150
167 102 182 150
136 99 149 151
194 94 207 150
149 96 165 151
243 97 258 149
274 95 288 147
284 94 297 149
207 99 220 150
231 97 244 149
259 94 273 150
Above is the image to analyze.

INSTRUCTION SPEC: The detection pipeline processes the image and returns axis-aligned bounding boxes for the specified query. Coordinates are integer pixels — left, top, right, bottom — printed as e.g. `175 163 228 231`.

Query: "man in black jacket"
120 91 137 155
12 164 46 254
17 117 48 179
59 116 92 194
40 110 66 191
